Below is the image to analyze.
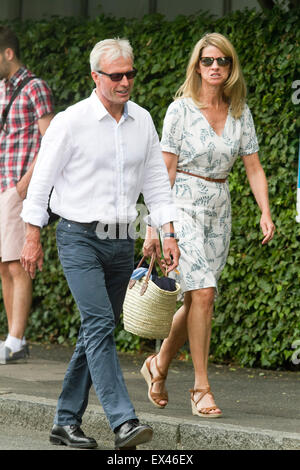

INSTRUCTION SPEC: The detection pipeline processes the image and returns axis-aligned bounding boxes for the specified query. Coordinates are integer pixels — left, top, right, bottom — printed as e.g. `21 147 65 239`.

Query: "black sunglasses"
96 68 137 82
200 57 232 67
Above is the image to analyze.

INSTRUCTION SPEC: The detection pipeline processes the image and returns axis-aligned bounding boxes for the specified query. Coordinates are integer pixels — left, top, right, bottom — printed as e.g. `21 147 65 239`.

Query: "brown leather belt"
177 169 227 183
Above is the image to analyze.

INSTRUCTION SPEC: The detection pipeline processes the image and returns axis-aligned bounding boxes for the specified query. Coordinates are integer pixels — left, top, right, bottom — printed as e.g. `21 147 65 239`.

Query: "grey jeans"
54 218 137 430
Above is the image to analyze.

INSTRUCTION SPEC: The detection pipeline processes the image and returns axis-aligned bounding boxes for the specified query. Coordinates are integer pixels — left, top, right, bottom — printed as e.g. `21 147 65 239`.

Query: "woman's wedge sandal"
190 387 222 418
140 354 168 408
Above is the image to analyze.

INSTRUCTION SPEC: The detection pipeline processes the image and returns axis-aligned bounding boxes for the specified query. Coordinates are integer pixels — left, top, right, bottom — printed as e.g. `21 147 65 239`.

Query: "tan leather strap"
189 387 211 403
177 169 227 183
189 387 217 413
140 253 156 295
129 253 168 295
146 355 169 403
149 354 167 382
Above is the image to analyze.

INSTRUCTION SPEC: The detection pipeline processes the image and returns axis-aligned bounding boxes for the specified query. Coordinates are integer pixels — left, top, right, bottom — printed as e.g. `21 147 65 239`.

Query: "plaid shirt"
0 66 54 192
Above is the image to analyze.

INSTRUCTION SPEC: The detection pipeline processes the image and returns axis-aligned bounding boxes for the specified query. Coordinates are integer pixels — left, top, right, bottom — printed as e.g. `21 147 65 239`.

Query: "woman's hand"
162 237 180 273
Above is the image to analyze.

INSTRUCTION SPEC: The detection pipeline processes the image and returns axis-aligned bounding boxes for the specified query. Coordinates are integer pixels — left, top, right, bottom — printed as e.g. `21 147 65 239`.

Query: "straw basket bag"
123 253 180 339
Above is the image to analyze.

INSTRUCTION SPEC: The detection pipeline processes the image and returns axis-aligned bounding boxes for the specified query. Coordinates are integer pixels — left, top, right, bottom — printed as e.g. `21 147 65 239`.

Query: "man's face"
92 55 135 110
0 51 11 80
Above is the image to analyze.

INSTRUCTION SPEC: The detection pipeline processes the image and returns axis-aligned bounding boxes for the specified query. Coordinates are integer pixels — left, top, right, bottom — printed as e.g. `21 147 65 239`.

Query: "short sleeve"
26 79 54 120
239 104 259 156
160 100 184 156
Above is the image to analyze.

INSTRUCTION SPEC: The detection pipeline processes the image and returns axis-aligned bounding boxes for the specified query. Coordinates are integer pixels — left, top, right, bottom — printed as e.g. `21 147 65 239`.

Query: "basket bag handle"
129 253 167 295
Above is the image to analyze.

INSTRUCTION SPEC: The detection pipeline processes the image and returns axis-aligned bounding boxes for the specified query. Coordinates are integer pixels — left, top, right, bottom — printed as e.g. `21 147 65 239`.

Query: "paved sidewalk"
0 343 299 450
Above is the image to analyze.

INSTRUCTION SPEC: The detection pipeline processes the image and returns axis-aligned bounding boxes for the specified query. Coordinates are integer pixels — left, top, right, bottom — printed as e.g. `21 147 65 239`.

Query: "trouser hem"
111 413 139 432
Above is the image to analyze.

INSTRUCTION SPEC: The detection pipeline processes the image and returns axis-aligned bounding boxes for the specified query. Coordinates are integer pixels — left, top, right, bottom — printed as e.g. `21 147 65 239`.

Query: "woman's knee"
190 287 215 309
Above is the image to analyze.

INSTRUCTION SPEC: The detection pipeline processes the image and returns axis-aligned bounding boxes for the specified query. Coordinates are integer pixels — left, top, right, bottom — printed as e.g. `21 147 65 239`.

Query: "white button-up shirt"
21 90 177 228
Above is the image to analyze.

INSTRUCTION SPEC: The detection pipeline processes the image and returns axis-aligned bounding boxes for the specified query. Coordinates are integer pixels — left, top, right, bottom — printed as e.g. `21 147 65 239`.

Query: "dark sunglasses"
200 57 232 67
96 68 137 82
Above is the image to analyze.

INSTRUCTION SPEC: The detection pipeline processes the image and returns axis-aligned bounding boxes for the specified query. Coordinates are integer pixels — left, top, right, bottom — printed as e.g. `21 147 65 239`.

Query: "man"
20 38 180 450
0 27 54 364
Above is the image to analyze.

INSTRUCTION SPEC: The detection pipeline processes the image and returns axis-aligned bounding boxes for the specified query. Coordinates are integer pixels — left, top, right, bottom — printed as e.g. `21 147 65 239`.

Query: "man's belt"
63 219 130 239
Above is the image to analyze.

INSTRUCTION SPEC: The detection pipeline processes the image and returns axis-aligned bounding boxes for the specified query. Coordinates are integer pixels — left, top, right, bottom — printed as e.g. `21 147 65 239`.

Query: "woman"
141 33 275 417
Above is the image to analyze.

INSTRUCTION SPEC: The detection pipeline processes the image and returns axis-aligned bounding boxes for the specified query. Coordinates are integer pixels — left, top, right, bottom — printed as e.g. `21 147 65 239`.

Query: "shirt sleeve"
160 100 184 156
239 104 259 156
21 112 72 227
26 78 54 120
142 113 177 228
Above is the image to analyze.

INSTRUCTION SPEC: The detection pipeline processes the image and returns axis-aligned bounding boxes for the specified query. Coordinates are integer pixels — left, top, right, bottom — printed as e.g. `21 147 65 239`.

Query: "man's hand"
20 224 44 279
142 223 180 272
16 177 29 200
260 212 275 245
143 226 161 258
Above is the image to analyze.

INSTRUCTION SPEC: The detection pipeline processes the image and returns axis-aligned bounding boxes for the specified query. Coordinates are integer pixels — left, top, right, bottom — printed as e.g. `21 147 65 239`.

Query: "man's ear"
4 47 15 62
91 71 100 86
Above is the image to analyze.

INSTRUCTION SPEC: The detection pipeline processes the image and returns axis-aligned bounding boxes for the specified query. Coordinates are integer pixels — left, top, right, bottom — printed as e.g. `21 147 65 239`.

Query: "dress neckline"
199 107 230 138
187 98 231 138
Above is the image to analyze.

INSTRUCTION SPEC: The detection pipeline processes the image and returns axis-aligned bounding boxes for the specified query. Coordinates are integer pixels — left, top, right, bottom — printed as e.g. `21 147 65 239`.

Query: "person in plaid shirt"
0 26 54 364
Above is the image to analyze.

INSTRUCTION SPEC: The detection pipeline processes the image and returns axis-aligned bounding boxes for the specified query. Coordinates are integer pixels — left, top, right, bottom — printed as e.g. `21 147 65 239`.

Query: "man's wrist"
146 224 159 240
25 223 41 240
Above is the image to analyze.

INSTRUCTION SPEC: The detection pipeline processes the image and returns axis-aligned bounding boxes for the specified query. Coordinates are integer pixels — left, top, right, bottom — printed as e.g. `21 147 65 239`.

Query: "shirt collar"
90 89 135 121
125 101 135 120
7 66 27 88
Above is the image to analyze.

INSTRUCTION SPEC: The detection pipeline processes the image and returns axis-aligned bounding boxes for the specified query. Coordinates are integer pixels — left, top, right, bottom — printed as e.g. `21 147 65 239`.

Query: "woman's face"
196 45 231 87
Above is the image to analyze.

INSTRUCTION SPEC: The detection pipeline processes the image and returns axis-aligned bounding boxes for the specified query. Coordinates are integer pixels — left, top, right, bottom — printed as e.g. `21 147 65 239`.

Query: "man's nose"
120 74 129 86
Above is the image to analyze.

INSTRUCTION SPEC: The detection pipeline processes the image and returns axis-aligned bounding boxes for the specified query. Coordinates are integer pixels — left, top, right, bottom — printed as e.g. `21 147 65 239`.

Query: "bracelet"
163 232 179 241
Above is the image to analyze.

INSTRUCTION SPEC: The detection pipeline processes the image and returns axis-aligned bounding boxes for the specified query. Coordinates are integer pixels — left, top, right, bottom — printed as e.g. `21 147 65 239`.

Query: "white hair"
90 38 134 71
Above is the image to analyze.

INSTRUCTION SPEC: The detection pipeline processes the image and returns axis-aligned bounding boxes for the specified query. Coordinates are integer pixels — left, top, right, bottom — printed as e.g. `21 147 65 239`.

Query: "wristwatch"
163 232 179 241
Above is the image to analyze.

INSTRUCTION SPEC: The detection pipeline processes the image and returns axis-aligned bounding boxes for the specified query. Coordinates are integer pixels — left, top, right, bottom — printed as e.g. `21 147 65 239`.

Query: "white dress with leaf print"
160 97 259 293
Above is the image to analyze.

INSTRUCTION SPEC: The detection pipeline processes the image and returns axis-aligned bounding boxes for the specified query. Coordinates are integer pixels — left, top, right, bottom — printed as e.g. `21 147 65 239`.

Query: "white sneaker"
0 344 28 364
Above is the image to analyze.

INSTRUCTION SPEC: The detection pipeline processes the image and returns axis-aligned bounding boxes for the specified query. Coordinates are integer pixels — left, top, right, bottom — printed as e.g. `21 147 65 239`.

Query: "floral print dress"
160 97 259 293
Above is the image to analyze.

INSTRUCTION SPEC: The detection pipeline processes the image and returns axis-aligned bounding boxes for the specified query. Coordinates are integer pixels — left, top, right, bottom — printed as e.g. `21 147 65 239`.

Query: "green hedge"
0 6 299 368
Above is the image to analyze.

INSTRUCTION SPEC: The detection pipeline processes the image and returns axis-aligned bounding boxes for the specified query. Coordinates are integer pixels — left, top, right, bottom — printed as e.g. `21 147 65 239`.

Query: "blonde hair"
175 32 247 119
90 38 133 71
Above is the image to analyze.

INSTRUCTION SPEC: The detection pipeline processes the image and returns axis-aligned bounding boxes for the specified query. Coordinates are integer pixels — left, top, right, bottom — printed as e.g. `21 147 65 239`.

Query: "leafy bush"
0 6 299 368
